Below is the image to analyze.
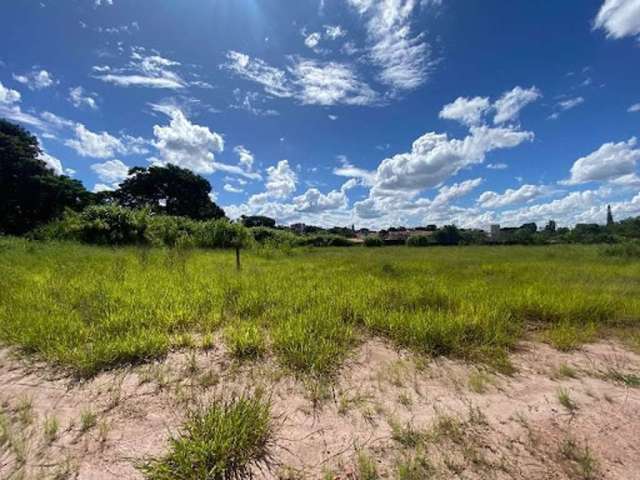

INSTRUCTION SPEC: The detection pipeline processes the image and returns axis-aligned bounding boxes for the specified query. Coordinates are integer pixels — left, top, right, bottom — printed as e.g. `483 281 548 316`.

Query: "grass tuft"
140 392 273 480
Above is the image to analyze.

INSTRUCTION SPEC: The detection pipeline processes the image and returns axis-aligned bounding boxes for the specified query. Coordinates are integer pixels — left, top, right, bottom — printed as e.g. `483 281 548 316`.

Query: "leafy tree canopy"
0 118 91 235
112 164 225 220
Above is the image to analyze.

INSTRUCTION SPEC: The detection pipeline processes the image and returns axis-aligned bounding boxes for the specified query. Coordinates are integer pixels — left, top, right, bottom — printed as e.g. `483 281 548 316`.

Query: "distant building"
290 223 306 234
490 224 501 240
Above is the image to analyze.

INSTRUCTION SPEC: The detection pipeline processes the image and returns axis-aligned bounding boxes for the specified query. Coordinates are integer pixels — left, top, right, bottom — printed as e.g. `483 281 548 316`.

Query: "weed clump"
140 393 273 480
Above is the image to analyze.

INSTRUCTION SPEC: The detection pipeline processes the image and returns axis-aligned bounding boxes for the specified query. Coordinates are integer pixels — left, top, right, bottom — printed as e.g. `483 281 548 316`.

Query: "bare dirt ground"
1 339 639 480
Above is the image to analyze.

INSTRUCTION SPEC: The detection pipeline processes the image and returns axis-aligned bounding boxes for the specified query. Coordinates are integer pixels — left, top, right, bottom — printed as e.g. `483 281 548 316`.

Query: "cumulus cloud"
39 151 64 175
628 102 640 112
13 69 56 90
293 179 357 213
150 107 224 174
439 96 490 126
441 87 541 126
477 184 547 209
564 137 640 184
370 125 534 198
431 178 483 208
0 81 21 104
69 86 98 110
234 145 255 171
65 124 126 158
90 159 130 188
594 0 640 39
493 86 542 124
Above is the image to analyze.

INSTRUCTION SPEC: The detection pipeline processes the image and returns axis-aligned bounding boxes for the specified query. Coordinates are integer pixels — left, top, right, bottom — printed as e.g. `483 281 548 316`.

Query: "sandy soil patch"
1 339 639 479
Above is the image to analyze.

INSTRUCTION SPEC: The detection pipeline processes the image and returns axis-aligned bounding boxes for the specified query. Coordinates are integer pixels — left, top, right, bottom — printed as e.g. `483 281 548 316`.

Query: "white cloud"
594 0 640 39
69 86 98 110
230 89 279 116
150 107 224 174
234 145 255 171
263 159 298 198
291 59 378 106
370 125 534 198
90 159 130 187
95 0 113 6
0 81 21 104
431 178 483 209
439 96 490 126
65 124 126 158
13 69 56 90
324 25 347 39
564 137 640 184
328 114 338 120
224 184 244 193
493 86 542 124
487 162 508 170
477 184 546 209
349 0 434 91
549 96 585 119
333 156 375 185
628 102 640 112
223 52 379 106
95 50 186 89
304 32 322 49
222 51 294 98
39 151 64 175
293 179 357 213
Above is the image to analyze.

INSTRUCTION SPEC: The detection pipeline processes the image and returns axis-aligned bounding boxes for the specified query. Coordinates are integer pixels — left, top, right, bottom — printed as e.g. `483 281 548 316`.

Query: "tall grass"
0 238 638 377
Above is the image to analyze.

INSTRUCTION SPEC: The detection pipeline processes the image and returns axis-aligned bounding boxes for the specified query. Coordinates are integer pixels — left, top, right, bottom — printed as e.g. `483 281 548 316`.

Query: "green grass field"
1 238 639 377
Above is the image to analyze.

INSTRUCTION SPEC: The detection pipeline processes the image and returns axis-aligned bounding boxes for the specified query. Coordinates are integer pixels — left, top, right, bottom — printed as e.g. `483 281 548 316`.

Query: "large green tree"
112 164 225 220
0 119 91 235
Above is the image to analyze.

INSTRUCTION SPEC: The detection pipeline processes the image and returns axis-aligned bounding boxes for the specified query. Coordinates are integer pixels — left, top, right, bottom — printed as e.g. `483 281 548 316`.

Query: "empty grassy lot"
1 238 639 377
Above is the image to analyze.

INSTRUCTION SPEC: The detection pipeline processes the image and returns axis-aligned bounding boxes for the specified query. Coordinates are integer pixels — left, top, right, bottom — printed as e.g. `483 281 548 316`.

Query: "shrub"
406 235 431 247
302 234 353 247
600 241 640 259
364 236 384 247
140 393 273 480
195 219 252 249
250 227 301 248
74 205 150 245
146 215 199 247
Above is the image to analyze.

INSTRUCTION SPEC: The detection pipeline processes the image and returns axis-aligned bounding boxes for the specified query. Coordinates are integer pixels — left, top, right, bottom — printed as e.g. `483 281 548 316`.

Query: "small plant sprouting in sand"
560 436 598 480
356 451 379 480
43 415 60 443
80 408 97 432
557 387 578 412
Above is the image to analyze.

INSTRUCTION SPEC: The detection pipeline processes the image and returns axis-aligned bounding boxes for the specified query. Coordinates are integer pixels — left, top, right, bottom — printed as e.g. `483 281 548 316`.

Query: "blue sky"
1 0 639 229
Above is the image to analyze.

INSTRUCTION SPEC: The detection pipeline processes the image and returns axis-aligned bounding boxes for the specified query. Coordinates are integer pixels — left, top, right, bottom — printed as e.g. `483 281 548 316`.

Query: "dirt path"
1 340 639 479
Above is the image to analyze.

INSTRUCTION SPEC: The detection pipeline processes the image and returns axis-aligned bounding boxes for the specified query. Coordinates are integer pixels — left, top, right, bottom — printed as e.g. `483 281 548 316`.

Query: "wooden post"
235 246 241 271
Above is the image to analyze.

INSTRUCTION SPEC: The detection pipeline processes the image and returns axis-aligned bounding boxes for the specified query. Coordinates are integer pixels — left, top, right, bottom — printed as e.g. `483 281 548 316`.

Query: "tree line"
2 118 640 252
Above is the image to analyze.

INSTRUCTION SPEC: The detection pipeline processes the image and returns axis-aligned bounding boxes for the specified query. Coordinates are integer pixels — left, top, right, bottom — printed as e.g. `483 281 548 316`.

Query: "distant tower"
606 205 614 227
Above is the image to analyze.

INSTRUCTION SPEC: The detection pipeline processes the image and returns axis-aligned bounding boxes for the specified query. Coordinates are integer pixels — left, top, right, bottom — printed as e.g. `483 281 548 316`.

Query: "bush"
250 227 301 247
600 241 640 259
364 236 384 247
54 205 150 245
146 215 199 247
195 219 252 249
406 235 431 247
302 234 353 247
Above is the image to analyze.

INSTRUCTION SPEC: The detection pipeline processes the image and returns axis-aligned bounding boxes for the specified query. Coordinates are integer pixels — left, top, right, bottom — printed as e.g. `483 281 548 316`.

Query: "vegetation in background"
1 240 638 377
0 119 91 235
140 393 273 480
